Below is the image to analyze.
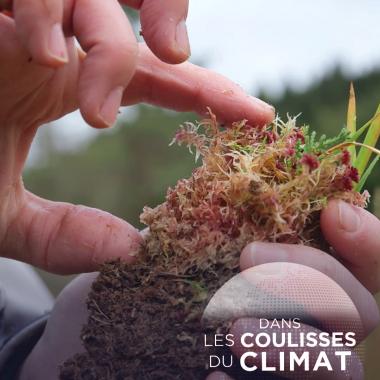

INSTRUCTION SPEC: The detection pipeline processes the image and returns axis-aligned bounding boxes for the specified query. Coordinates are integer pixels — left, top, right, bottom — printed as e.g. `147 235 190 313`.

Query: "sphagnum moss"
141 111 369 266
61 90 380 380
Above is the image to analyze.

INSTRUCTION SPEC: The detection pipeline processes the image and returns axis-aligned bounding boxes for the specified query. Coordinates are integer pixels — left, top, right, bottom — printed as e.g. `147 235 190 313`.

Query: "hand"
18 202 380 380
18 273 97 380
208 201 380 380
1 0 191 66
0 9 274 274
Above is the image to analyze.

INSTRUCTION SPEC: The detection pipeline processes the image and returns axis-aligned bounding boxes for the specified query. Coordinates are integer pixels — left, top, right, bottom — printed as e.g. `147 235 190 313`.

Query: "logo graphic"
202 262 365 379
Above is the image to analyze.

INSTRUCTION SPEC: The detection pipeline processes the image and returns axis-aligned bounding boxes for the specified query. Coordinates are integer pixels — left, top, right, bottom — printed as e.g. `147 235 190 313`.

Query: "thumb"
321 200 380 293
2 191 142 274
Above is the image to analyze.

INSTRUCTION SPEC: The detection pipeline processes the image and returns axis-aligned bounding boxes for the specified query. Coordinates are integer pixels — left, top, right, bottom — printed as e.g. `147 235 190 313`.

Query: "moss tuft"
141 111 368 264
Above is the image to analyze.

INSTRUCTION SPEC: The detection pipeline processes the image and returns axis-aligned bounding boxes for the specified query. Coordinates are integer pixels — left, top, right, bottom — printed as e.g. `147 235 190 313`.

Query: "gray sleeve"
0 258 54 379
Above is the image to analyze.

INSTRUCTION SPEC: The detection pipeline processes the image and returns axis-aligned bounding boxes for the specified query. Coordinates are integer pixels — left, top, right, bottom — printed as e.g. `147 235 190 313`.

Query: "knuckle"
119 40 138 67
100 39 138 81
42 204 75 272
16 0 62 21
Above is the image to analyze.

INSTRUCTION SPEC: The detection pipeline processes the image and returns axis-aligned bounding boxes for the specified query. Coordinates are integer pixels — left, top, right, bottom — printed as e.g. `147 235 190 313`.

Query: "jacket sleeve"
0 258 53 379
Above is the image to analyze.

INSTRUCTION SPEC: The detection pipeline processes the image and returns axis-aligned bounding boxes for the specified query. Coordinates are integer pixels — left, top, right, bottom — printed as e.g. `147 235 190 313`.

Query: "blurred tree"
260 67 380 135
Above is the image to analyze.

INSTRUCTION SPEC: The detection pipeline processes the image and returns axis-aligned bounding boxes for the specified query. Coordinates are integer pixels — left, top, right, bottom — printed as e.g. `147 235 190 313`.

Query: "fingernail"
242 242 281 269
249 96 275 112
99 86 124 127
338 201 361 232
247 242 271 255
49 23 68 63
240 242 291 269
175 19 191 58
244 243 260 268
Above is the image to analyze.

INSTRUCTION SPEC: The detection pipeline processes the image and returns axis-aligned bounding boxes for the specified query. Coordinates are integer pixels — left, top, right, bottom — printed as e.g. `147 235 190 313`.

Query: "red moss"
347 166 360 183
141 115 368 259
301 153 320 170
341 150 351 165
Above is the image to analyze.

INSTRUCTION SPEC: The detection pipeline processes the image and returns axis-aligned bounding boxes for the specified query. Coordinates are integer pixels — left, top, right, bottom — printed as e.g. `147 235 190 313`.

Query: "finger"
0 13 24 67
73 0 138 128
205 263 365 345
1 192 142 274
119 0 143 10
139 0 190 64
206 372 234 380
240 243 380 336
230 318 364 380
20 273 97 379
13 0 68 66
321 200 380 293
123 44 275 126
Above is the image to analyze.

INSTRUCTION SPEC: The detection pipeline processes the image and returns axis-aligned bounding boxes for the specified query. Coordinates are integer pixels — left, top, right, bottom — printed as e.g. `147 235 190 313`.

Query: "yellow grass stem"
346 83 357 161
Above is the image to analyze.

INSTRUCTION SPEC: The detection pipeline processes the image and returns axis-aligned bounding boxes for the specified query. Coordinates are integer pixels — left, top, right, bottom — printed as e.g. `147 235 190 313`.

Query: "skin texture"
5 0 190 65
321 200 380 293
0 5 274 274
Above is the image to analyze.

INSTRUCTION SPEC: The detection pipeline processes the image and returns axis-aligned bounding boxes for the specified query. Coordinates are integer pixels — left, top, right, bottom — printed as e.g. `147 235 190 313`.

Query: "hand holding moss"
19 215 380 379
207 206 380 380
205 200 380 380
0 8 273 274
59 98 380 377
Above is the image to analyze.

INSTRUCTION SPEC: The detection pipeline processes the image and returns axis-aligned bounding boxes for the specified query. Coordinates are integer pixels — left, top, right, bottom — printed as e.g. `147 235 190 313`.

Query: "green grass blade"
355 104 380 175
356 155 379 192
350 114 380 142
346 83 357 161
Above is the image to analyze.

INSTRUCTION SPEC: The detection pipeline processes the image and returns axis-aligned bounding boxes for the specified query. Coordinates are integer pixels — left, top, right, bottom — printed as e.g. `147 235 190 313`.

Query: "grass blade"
356 156 379 192
346 83 357 161
355 104 380 175
351 113 380 142
326 141 380 157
